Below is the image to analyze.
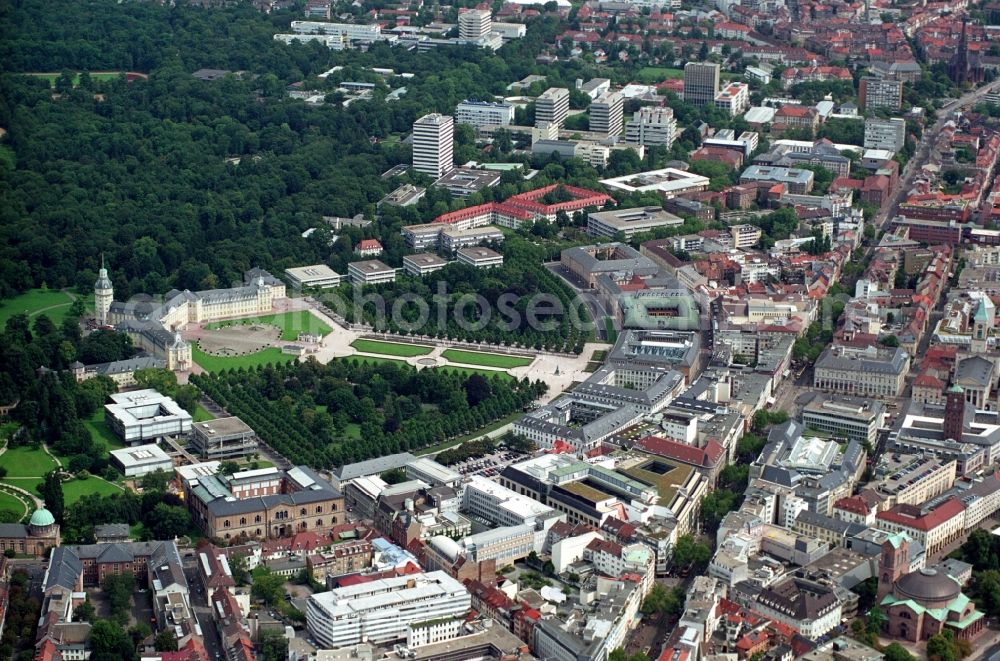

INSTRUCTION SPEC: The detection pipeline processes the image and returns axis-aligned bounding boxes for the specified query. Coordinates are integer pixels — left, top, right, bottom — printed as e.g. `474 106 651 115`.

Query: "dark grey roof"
895 568 960 603
815 345 909 376
94 523 131 539
954 355 994 388
796 509 852 535
331 453 417 481
44 547 83 592
0 524 28 538
760 465 799 488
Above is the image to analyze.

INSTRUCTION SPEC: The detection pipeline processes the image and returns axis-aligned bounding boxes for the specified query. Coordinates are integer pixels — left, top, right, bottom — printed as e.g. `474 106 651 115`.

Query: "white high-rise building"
455 100 514 128
864 117 906 152
714 82 750 117
590 91 624 136
306 571 471 649
412 114 454 179
625 107 677 148
94 255 114 327
535 88 570 129
458 9 492 41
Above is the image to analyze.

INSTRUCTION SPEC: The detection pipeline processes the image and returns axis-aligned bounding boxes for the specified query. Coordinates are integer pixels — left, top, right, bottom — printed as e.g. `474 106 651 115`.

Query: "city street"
182 555 223 660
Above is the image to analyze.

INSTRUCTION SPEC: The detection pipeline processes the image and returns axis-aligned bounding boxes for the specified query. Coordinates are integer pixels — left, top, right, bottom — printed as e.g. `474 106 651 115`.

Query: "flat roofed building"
588 206 684 240
402 253 449 276
412 113 454 179
535 88 570 129
456 247 503 268
379 184 426 208
600 168 710 198
348 259 397 285
306 571 470 649
865 117 907 152
740 165 815 194
458 9 491 41
590 91 624 136
105 389 193 445
802 395 886 445
433 168 501 199
110 444 173 477
401 224 444 250
440 225 504 252
455 99 513 128
190 416 258 460
714 82 750 116
284 264 343 290
624 107 677 148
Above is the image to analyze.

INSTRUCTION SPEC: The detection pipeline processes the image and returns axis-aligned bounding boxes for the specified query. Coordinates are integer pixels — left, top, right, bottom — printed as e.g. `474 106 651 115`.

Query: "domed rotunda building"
0 506 60 557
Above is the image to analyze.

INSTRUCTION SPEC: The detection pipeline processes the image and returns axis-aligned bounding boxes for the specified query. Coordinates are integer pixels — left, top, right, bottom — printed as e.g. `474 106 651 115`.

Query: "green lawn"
344 423 362 439
351 339 433 357
204 311 331 341
83 409 125 452
3 478 43 497
0 288 78 327
435 365 516 382
193 346 298 373
0 490 28 519
193 404 215 422
62 476 123 504
0 446 58 478
441 349 533 369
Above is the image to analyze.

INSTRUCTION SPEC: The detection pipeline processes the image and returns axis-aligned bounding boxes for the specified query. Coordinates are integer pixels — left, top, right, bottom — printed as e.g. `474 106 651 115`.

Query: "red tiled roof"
833 495 872 515
637 435 724 468
876 497 965 531
357 239 383 251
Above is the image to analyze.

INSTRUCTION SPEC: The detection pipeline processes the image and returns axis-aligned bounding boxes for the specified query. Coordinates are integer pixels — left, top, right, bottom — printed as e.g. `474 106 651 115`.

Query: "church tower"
971 297 994 353
878 534 909 600
94 255 114 327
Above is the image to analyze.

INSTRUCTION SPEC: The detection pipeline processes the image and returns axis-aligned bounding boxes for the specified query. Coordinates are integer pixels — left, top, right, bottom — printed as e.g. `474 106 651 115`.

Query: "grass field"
193 346 298 373
205 311 331 341
0 288 78 327
62 476 123 504
193 404 215 422
441 349 533 369
83 409 125 452
0 446 58 478
351 339 433 357
26 71 127 87
435 365 516 381
3 478 43 497
0 490 27 519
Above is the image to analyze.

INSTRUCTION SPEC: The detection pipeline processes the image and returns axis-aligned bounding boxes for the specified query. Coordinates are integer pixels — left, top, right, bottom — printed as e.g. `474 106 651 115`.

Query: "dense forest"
0 0 607 300
191 358 546 467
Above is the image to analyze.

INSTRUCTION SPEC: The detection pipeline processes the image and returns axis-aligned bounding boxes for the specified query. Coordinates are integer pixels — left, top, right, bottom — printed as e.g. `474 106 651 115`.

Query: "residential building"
801 395 886 445
714 82 751 116
683 62 721 106
587 206 684 240
458 9 491 41
190 416 258 461
730 224 763 249
455 100 514 128
306 571 471 649
402 253 449 276
104 389 193 445
109 444 173 477
536 88 570 129
348 259 397 285
412 113 454 178
456 247 503 268
813 345 910 397
865 118 907 152
748 577 842 638
590 91 624 136
624 107 677 148
355 238 383 257
860 77 903 111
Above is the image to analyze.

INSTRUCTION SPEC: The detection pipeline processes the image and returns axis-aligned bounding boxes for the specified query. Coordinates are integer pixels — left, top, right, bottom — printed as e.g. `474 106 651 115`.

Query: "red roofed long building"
875 497 966 557
636 435 725 485
431 185 613 230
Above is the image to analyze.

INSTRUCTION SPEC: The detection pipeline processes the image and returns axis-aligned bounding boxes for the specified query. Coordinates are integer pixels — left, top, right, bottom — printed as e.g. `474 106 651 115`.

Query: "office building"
624 107 677 148
105 389 193 445
109 444 174 477
683 62 721 106
864 117 907 152
306 571 471 649
802 395 886 445
458 9 491 41
456 247 504 268
813 345 910 398
348 259 397 285
860 77 903 111
455 100 514 128
590 91 624 135
740 165 815 194
412 114 454 178
535 88 570 129
284 264 343 290
587 207 684 240
402 253 449 276
190 417 258 460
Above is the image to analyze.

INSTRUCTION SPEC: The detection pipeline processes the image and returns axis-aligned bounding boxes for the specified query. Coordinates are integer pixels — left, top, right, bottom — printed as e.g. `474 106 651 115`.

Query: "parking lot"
451 450 526 478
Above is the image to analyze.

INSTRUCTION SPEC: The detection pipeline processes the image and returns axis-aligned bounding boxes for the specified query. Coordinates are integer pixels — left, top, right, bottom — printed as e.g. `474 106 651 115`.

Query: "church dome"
29 508 55 528
895 568 960 607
